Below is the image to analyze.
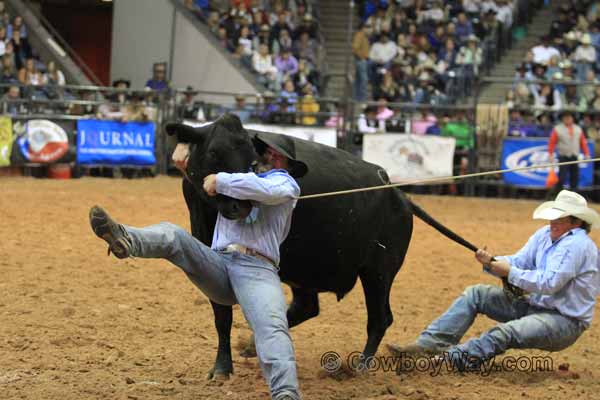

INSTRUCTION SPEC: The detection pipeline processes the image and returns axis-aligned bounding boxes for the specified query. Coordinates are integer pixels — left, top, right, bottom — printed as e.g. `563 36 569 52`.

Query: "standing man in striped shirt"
548 110 590 190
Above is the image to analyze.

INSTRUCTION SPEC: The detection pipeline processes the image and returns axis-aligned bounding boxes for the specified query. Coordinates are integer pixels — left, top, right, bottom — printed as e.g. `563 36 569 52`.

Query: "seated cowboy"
388 190 600 370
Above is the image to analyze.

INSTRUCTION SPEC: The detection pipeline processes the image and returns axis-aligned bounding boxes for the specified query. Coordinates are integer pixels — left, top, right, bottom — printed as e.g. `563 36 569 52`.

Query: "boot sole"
89 206 130 259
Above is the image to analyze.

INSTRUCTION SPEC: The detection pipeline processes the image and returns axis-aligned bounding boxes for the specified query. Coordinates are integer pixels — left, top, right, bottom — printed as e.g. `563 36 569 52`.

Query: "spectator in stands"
207 11 220 34
19 57 45 99
42 60 66 100
494 0 513 31
271 12 292 44
293 31 318 67
292 58 319 95
229 94 252 123
272 28 293 56
561 31 578 58
279 79 298 113
428 24 446 54
2 85 23 116
352 23 371 101
0 54 17 86
275 47 299 83
0 26 6 56
258 90 278 123
533 83 556 110
122 92 149 123
527 62 547 99
9 29 30 70
97 79 129 120
548 110 590 191
375 98 393 121
573 34 596 82
560 60 576 81
237 25 254 57
253 24 272 51
8 15 27 40
145 62 169 91
456 35 482 97
217 26 234 52
475 9 499 41
252 43 279 90
357 105 385 134
411 109 437 135
294 14 318 40
390 9 409 38
179 86 207 122
416 0 445 24
298 84 318 126
455 12 473 44
588 85 600 111
531 35 560 65
544 56 561 81
43 61 66 86
369 33 397 86
463 0 480 18
550 7 574 39
560 83 587 112
374 69 400 102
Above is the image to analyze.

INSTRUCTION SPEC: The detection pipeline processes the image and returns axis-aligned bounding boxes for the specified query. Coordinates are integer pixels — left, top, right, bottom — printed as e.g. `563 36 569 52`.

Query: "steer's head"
166 114 256 220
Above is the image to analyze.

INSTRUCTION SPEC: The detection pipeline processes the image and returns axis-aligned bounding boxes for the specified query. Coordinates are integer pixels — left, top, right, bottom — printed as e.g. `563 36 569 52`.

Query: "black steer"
166 114 472 379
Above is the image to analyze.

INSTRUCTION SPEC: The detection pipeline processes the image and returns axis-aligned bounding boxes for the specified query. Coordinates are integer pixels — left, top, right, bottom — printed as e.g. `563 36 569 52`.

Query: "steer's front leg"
207 301 234 380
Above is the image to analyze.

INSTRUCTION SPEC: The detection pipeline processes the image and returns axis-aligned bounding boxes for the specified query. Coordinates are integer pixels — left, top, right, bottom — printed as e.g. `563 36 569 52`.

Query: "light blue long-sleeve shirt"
212 169 300 266
500 226 600 327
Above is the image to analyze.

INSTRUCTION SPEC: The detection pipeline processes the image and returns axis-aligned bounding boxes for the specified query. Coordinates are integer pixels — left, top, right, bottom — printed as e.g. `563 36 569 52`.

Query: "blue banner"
77 120 156 166
501 138 594 188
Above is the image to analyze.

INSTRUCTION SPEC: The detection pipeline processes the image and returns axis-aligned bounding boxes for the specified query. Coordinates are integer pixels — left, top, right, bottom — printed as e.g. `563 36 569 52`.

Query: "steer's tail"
409 200 478 253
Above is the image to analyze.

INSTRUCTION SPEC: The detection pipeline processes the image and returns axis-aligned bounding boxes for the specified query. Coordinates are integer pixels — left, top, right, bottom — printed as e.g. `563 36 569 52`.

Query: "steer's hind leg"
207 301 234 380
239 287 319 358
357 257 399 363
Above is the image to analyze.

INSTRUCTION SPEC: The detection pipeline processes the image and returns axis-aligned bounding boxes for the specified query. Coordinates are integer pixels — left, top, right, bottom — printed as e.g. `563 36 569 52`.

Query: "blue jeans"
416 284 586 367
124 222 300 400
354 58 369 102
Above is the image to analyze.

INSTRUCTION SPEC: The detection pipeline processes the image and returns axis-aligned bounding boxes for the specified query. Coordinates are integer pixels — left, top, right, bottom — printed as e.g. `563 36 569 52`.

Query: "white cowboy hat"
533 190 600 228
581 33 592 45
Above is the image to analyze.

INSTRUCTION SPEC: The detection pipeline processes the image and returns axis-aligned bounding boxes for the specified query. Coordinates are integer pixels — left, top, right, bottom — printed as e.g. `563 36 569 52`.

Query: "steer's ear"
165 123 210 144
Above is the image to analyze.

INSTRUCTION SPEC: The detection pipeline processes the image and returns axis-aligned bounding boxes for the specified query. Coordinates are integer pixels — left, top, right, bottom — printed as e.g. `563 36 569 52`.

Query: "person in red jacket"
548 110 590 190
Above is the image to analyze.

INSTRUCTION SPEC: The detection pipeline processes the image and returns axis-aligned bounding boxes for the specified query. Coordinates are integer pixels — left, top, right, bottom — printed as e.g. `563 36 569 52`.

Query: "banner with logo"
14 119 73 164
77 120 156 166
0 116 11 166
362 133 456 182
501 138 594 187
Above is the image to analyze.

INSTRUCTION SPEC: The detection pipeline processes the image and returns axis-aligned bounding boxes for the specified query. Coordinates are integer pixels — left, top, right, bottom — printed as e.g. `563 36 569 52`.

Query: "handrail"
22 0 103 86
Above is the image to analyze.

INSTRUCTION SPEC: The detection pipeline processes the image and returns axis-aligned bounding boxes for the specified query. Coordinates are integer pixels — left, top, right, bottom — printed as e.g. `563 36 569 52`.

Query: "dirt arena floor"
2 176 600 400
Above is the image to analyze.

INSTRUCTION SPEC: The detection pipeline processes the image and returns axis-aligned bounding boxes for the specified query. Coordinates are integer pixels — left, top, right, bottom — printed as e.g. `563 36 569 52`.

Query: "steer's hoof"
239 345 257 358
206 367 231 384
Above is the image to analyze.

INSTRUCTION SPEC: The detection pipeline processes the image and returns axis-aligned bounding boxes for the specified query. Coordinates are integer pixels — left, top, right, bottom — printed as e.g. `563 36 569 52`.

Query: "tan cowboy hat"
533 190 600 228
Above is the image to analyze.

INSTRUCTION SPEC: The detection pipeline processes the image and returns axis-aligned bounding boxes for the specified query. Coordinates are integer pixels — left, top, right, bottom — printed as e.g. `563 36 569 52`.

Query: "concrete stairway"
319 0 359 99
477 4 558 103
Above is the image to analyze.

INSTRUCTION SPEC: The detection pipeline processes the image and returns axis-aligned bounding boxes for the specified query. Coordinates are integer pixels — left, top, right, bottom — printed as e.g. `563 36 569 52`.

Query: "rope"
298 157 600 200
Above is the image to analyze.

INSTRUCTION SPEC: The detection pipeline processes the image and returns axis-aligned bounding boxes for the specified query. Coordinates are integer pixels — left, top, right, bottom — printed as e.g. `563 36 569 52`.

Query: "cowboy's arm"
215 172 300 205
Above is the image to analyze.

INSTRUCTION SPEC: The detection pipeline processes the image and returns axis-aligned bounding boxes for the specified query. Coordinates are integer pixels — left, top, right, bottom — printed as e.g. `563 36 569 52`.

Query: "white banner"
362 134 456 182
244 123 337 148
182 120 337 148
